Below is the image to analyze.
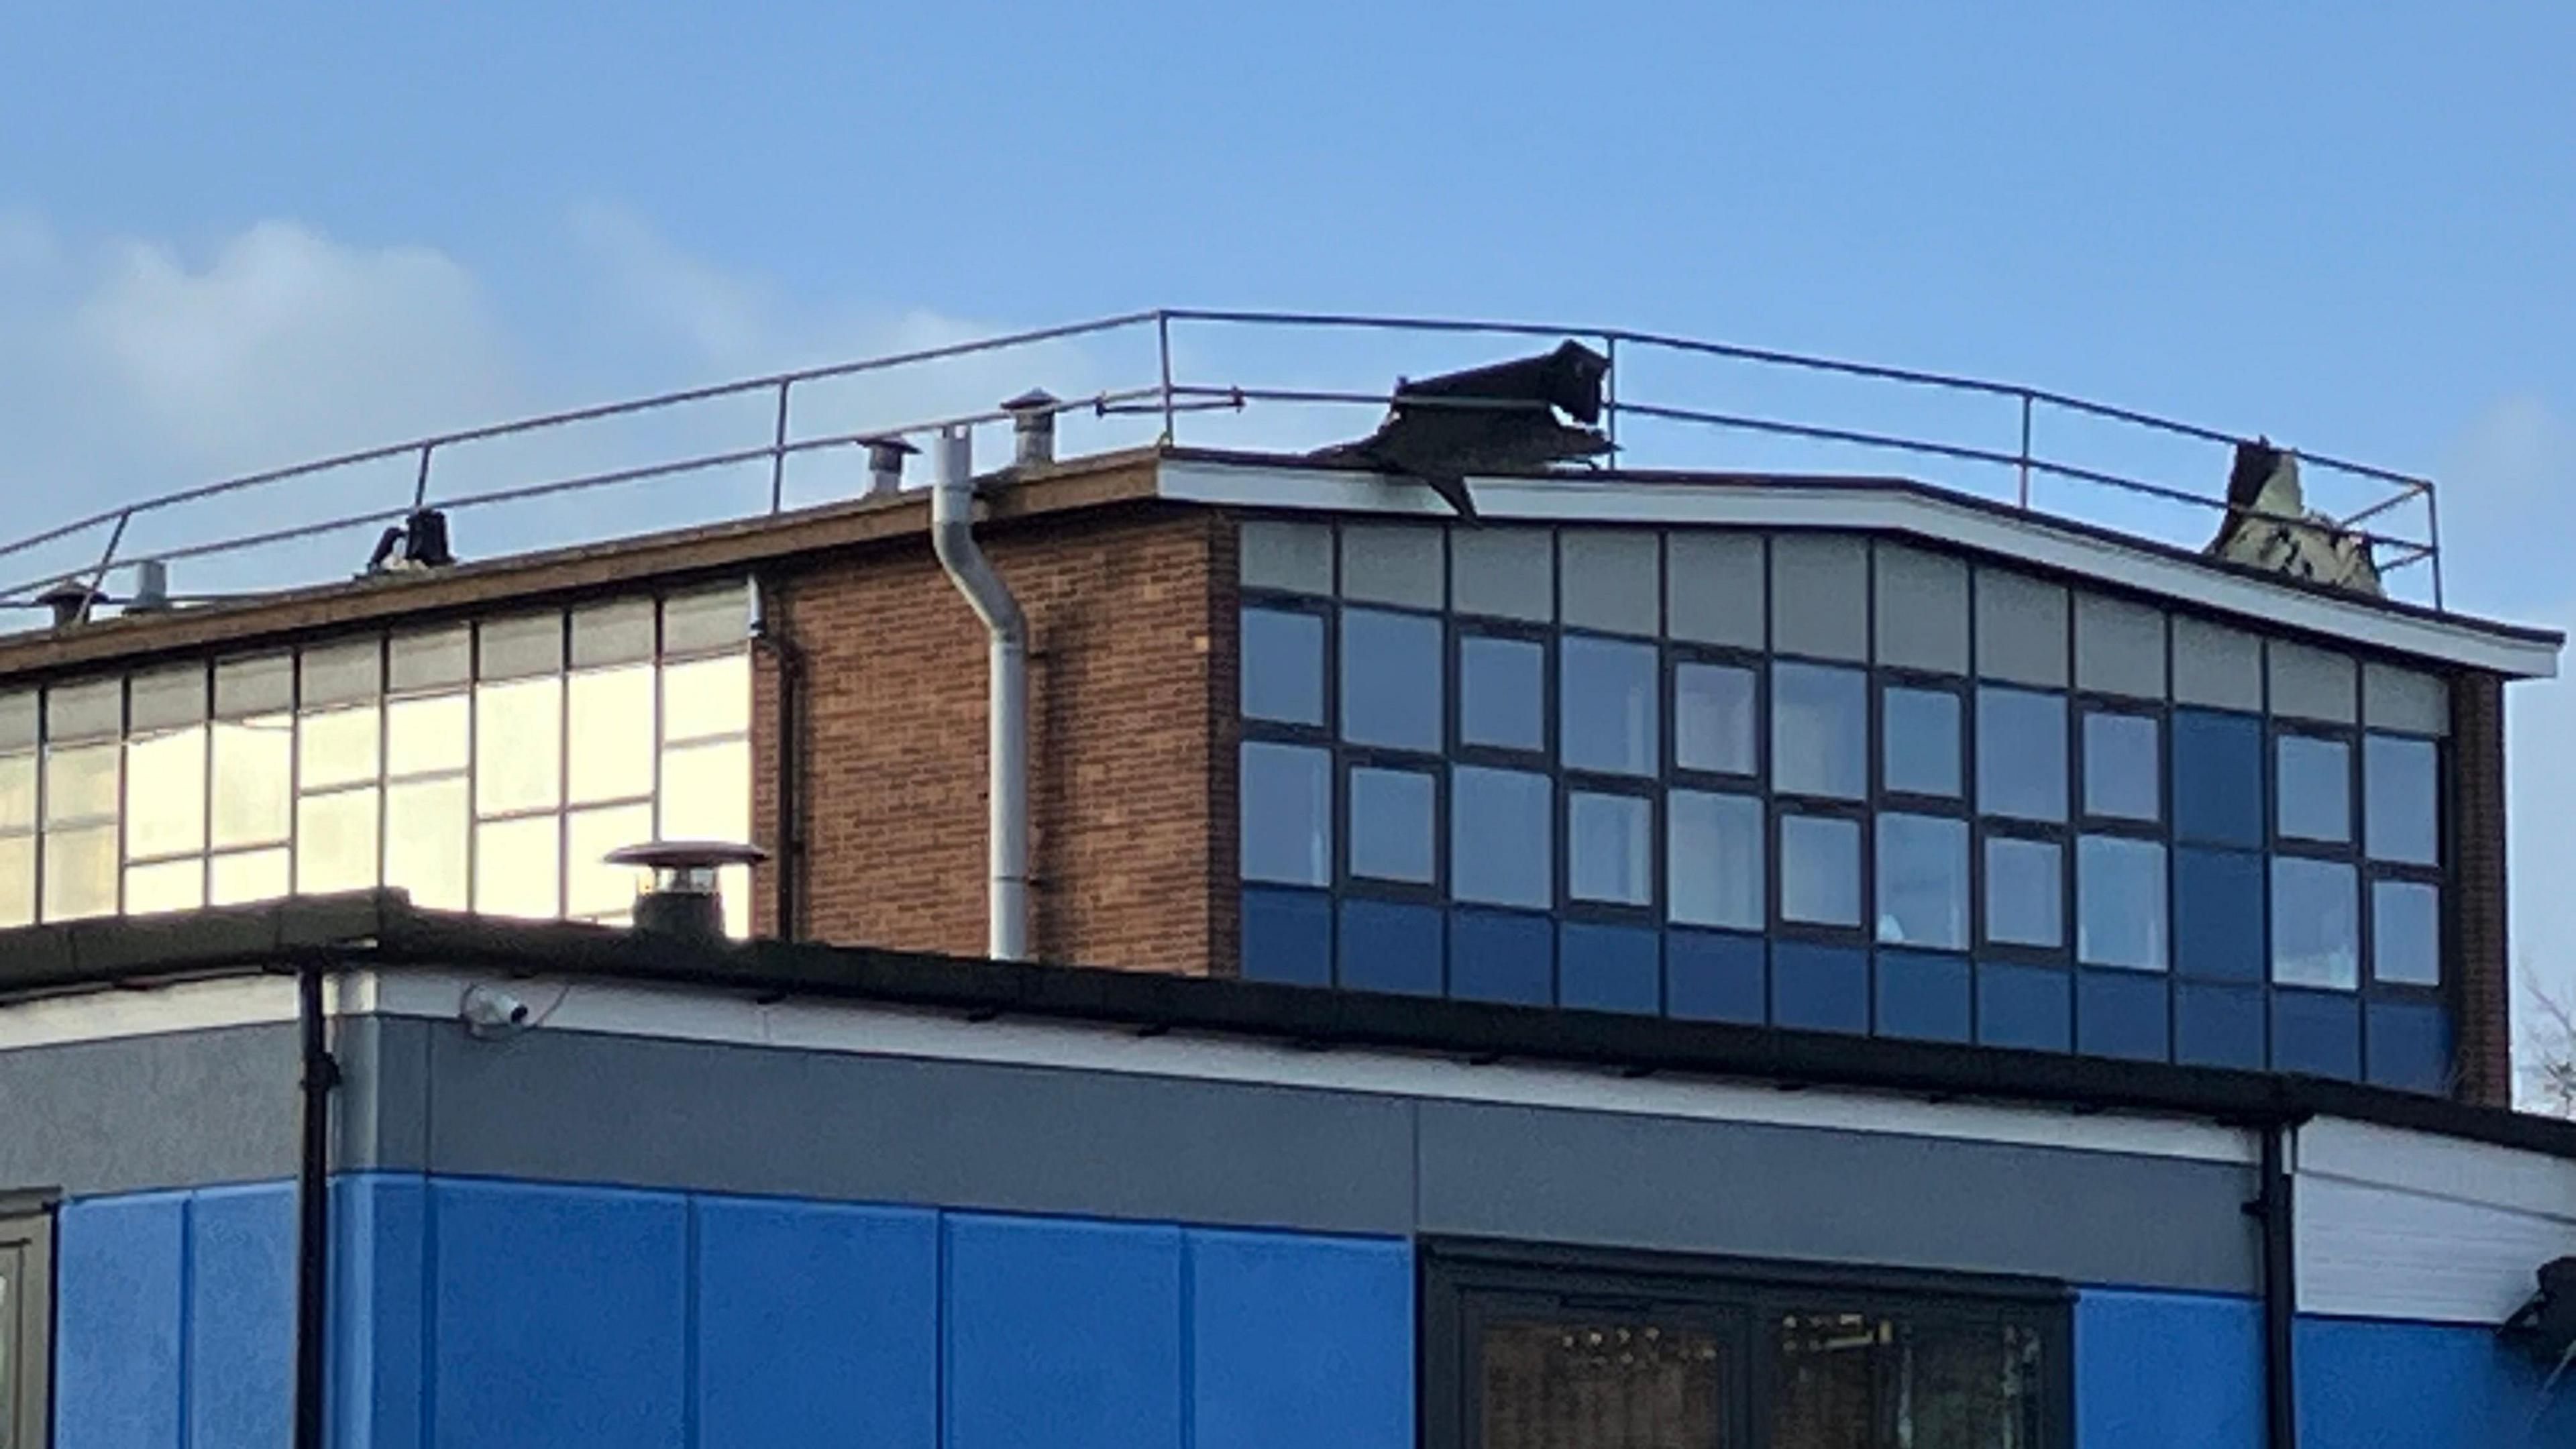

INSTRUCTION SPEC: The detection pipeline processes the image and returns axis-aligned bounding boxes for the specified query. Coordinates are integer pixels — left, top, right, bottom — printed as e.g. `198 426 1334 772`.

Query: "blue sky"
4 5 2573 1079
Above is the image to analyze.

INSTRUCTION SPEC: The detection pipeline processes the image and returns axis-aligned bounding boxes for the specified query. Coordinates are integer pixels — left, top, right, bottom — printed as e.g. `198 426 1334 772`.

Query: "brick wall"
2451 671 2512 1107
751 504 1230 975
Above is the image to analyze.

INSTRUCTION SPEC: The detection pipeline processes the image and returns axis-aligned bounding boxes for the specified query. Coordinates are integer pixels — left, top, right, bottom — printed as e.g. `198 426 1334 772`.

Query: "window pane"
210 848 290 906
2173 708 2265 847
1780 813 1860 927
2082 712 2161 822
662 654 750 743
1340 608 1442 751
480 615 564 680
571 598 656 668
44 743 118 824
385 694 468 777
384 776 468 910
1985 836 2064 948
125 728 207 859
660 738 750 841
1882 686 1960 798
1562 637 1657 776
296 788 380 895
41 824 115 920
390 626 471 691
1452 766 1551 908
46 678 122 740
2365 734 2438 865
0 754 32 834
1674 663 1756 776
1569 792 1652 906
1348 767 1435 884
662 586 749 657
1977 688 2067 822
1773 663 1864 799
301 638 382 706
0 833 30 928
211 717 293 849
567 667 655 805
1776 1314 2043 1449
1240 742 1330 886
128 665 205 731
2078 835 2168 970
123 858 202 916
1479 1318 1721 1449
1240 607 1325 726
1877 812 1967 949
215 654 294 719
474 677 563 816
2276 735 2351 844
2373 880 2440 986
474 815 561 918
299 706 380 791
1460 635 1545 753
2273 856 2359 989
1668 790 1762 930
566 802 655 918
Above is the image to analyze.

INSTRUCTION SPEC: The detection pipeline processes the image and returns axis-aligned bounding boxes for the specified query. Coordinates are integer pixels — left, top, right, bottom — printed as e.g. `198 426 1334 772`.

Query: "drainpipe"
751 576 805 941
930 426 1031 961
2250 1119 2301 1449
291 958 339 1449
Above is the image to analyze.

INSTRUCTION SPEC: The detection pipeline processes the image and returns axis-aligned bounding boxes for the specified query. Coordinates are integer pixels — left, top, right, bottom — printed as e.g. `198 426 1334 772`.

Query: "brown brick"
2451 670 2511 1107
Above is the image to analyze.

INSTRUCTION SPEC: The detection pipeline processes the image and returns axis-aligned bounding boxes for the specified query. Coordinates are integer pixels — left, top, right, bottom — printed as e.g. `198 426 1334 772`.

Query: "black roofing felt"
7 892 2573 1162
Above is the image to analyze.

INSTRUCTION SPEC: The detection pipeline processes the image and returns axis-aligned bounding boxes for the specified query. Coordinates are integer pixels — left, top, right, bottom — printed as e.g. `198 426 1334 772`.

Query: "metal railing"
0 308 2447 619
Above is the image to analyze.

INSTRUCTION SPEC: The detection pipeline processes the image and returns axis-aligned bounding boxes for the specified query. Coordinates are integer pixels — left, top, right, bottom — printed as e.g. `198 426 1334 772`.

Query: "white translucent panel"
1872 545 1968 674
46 679 122 740
0 834 30 927
41 824 116 920
474 814 561 918
1667 789 1762 930
296 788 380 895
1984 837 2063 948
1974 568 2068 688
2363 663 2449 737
2171 616 2262 710
299 707 380 792
125 728 207 859
660 739 751 841
44 743 119 824
719 863 751 938
2372 880 2440 987
1339 523 1443 610
0 691 35 751
389 626 471 691
214 654 294 718
1666 531 1764 649
1772 663 1866 800
129 664 206 731
474 677 563 816
123 858 203 916
209 848 291 907
663 584 750 657
1778 813 1861 927
568 667 656 804
572 598 657 668
1876 812 1968 950
1568 790 1652 906
1770 535 1868 661
2267 641 2357 723
1241 742 1330 887
2074 594 2167 700
385 694 469 777
2077 836 2167 971
1450 527 1553 621
2271 857 2359 989
478 611 564 680
301 638 382 706
1239 519 1335 595
566 803 655 917
661 655 750 744
211 716 293 849
1347 767 1435 885
0 753 32 834
1560 530 1660 637
384 777 468 910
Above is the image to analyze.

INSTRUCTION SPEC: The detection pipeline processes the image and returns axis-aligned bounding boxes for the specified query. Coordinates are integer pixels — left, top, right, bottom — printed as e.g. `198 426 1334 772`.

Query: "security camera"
460 984 533 1040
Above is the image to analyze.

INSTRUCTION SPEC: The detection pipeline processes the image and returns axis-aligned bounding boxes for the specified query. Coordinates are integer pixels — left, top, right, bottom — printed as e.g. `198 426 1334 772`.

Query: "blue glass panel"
2275 735 2352 844
1772 941 1868 1034
1458 635 1544 752
1559 920 1661 1014
2272 988 2362 1079
1451 766 1552 908
1876 812 1968 950
1667 789 1762 930
2371 879 2440 986
2076 835 2167 971
1780 813 1862 927
1674 662 1758 775
1773 662 1866 798
1348 767 1435 884
1340 608 1442 751
2363 734 2438 865
1666 930 1766 1023
2174 847 2264 981
2081 711 2161 822
1977 687 2068 822
1239 607 1324 725
1560 635 1658 775
1876 950 1970 1042
1567 791 1651 905
1983 835 2063 949
1338 898 1443 996
1977 963 2071 1051
1450 908 1554 1005
1882 686 1961 798
2173 709 2263 847
2078 969 2170 1061
1239 741 1329 885
2271 856 2358 989
2174 982 2266 1069
2367 1000 2451 1093
1240 888 1331 987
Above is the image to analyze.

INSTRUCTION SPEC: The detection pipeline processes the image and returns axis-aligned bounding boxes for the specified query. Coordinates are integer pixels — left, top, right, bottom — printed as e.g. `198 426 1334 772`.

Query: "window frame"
0 1195 54 1449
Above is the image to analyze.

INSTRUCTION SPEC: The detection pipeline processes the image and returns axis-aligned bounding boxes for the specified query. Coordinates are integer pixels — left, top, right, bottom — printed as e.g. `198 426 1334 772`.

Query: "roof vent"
1002 390 1060 470
862 435 918 498
604 840 767 943
36 580 100 628
125 559 172 614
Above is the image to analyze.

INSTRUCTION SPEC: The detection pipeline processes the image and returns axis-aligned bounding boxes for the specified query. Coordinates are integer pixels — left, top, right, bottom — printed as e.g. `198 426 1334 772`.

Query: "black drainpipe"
2249 1118 2300 1449
752 578 805 941
292 957 341 1449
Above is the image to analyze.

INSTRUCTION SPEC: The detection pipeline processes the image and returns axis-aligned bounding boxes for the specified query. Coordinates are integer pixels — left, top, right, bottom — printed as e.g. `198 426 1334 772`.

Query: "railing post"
410 443 436 511
2016 392 2034 509
768 379 793 515
2421 480 2446 612
1604 334 1620 455
1156 312 1177 446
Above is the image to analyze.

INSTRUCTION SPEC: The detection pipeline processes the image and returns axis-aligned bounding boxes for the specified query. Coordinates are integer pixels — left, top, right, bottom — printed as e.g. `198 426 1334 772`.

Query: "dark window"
1454 766 1552 909
1779 813 1861 928
1976 688 2067 822
1563 636 1658 777
1477 1317 1723 1449
2172 709 2263 847
2371 879 2440 987
2275 735 2351 845
1342 608 1443 751
2363 734 2438 865
1773 663 1864 800
1675 662 1758 777
2076 836 2167 971
2080 712 2159 822
1876 813 1967 950
1984 837 2063 949
1460 635 1546 753
2271 856 2358 989
1240 741 1329 886
1774 1312 2046 1449
1239 606 1324 725
1882 687 1962 798
1349 766 1436 885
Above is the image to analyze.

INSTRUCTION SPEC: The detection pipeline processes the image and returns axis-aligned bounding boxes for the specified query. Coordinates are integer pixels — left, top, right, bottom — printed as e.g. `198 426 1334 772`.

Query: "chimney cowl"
1000 390 1061 470
861 435 918 498
35 580 101 629
604 839 769 943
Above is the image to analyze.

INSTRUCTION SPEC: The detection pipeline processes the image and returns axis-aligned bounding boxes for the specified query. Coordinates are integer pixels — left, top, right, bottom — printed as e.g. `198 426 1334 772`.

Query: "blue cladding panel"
1772 941 1869 1033
1338 897 1444 996
696 1198 938 1449
2174 983 2266 1070
333 1175 426 1449
2075 1290 2260 1449
188 1184 295 1449
2077 970 2170 1062
1666 930 1766 1023
56 1193 186 1449
2366 1000 2451 1094
1558 920 1660 1013
946 1214 1185 1449
1977 962 2071 1051
2172 709 2264 848
431 1178 688 1449
2174 847 2265 981
1450 908 1553 1004
2298 1316 2576 1446
1876 950 1970 1042
2273 989 2362 1080
1240 887 1332 987
1188 1230 1411 1449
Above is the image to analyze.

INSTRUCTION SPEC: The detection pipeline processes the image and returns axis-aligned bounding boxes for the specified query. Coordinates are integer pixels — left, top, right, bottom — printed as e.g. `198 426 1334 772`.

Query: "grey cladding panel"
0 1025 301 1195
1976 569 2070 687
1770 535 1868 661
2174 616 2263 710
1667 533 1763 648
1873 545 1968 674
